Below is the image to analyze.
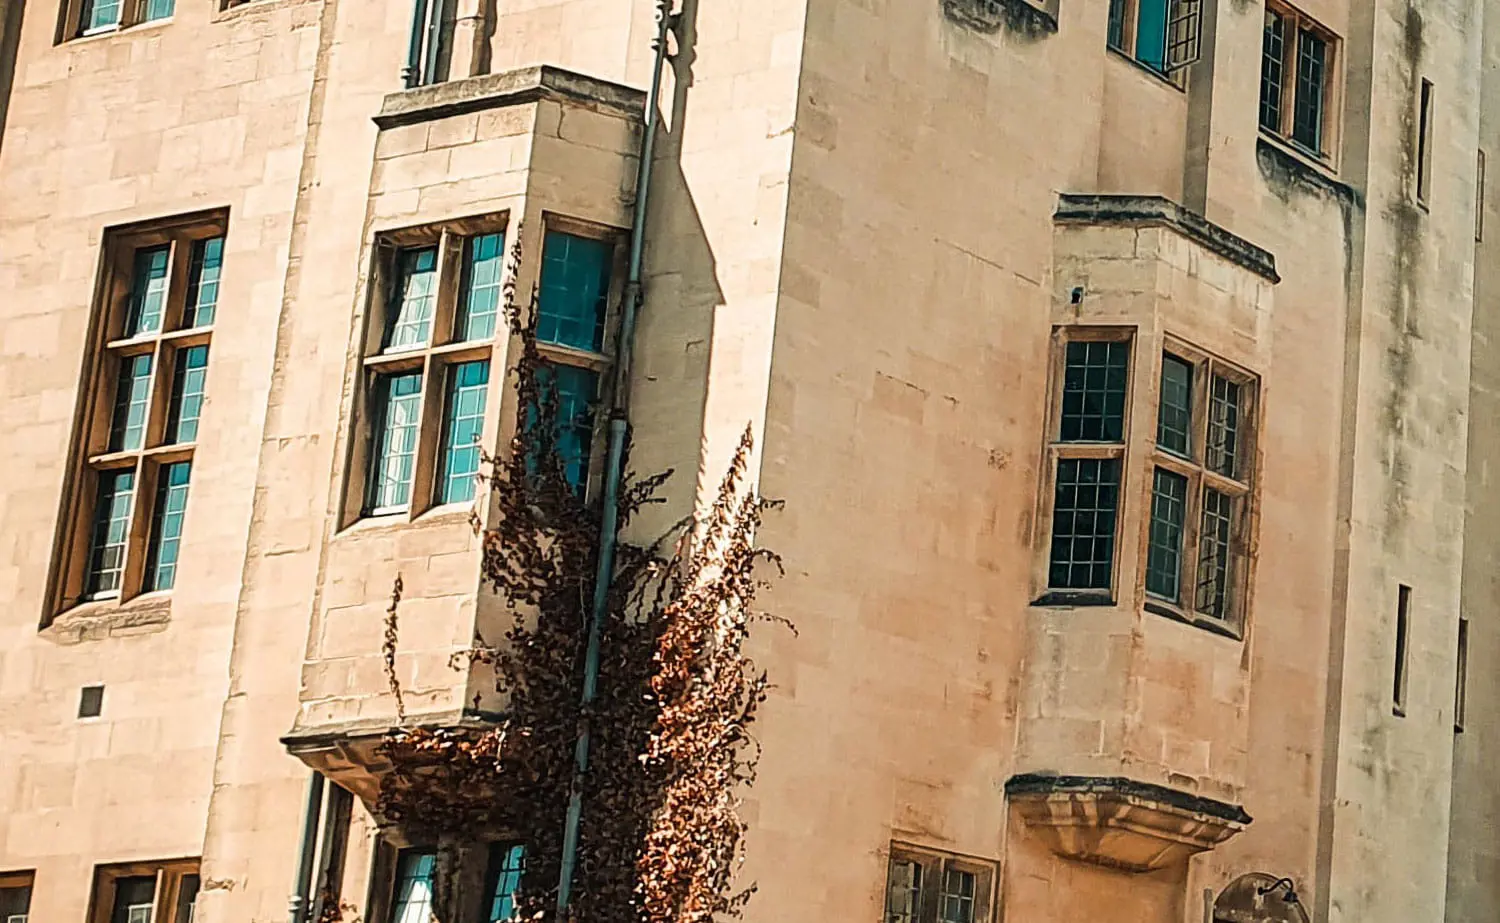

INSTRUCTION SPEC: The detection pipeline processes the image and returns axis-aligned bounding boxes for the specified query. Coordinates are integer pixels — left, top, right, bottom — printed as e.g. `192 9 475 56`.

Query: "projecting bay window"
1259 2 1338 159
1144 346 1257 630
1040 330 1133 603
50 211 225 617
349 217 619 522
882 844 994 923
88 860 199 923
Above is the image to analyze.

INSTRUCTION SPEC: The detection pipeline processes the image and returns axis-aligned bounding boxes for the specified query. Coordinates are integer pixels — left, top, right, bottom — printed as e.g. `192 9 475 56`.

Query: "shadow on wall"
633 0 728 513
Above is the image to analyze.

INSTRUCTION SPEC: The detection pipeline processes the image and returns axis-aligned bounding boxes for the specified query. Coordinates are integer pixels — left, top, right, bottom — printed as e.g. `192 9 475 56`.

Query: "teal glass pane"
486 843 526 922
528 364 598 494
367 372 423 512
437 361 489 504
1146 467 1189 600
458 233 504 342
1136 0 1169 71
87 469 135 598
109 354 153 452
142 0 174 20
385 247 438 351
1156 354 1193 456
81 0 122 32
392 850 436 923
125 246 169 337
110 876 156 923
145 461 191 591
167 346 210 444
183 236 223 328
536 231 610 352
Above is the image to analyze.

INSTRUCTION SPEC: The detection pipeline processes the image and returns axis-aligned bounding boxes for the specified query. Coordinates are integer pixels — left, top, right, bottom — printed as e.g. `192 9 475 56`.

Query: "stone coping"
374 64 647 130
1005 772 1252 824
280 706 506 751
1054 193 1281 285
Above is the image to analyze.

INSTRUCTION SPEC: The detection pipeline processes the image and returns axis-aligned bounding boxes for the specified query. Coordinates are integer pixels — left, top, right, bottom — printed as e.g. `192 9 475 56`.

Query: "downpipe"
554 0 677 915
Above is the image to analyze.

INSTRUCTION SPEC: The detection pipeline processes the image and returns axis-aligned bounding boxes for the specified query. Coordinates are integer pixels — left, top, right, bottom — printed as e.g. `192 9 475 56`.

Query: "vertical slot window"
1455 617 1469 732
367 372 424 514
1394 584 1412 716
1417 79 1435 205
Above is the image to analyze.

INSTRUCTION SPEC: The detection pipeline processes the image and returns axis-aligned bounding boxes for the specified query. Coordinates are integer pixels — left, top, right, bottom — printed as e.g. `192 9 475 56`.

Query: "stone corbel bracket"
1005 774 1251 873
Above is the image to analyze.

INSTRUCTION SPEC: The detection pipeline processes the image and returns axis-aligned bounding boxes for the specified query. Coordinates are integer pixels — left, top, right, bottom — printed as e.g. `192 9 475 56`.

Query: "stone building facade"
0 0 1496 920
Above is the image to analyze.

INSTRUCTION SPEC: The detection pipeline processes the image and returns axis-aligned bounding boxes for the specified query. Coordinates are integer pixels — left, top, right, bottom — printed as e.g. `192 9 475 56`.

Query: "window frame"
1035 326 1136 606
1140 341 1259 635
86 859 200 923
882 843 995 923
1258 0 1341 166
47 210 227 623
1105 0 1200 83
0 870 34 923
56 0 173 42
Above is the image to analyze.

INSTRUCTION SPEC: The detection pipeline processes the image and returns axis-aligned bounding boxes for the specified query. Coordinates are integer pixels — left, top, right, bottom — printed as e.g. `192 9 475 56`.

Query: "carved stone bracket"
1006 774 1251 873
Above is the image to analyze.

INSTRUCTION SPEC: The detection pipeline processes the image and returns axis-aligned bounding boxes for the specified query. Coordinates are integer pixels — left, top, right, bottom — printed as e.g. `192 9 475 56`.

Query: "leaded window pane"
145 461 191 592
1048 457 1121 590
142 0 174 21
183 237 223 328
537 231 611 352
368 372 423 512
125 246 170 337
87 470 135 598
437 361 489 504
458 233 504 342
1206 374 1242 478
1146 467 1189 600
883 859 922 923
1292 28 1327 151
109 354 153 452
1059 341 1129 443
1195 488 1235 619
485 843 526 922
1156 354 1193 456
1260 10 1287 133
391 851 436 923
166 346 209 444
939 868 976 923
385 247 438 351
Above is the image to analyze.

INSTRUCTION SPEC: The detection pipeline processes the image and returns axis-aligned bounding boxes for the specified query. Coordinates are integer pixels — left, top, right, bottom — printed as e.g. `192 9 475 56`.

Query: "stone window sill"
42 593 172 643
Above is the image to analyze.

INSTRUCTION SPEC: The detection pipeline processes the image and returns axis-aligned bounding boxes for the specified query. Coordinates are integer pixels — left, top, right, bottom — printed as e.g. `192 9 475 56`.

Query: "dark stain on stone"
941 0 1058 41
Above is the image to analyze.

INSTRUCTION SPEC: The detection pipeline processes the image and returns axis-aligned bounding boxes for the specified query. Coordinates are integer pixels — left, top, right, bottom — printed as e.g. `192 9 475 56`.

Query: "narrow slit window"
367 372 424 514
1394 584 1412 715
144 461 192 592
109 354 153 452
436 361 490 504
166 346 209 445
86 470 135 599
1477 150 1487 242
384 247 439 351
458 233 504 342
1455 617 1469 733
1418 79 1435 205
183 237 224 328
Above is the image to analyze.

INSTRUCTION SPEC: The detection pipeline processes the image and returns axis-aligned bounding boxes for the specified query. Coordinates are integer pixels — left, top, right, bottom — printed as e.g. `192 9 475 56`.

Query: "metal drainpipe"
287 770 325 923
554 0 676 914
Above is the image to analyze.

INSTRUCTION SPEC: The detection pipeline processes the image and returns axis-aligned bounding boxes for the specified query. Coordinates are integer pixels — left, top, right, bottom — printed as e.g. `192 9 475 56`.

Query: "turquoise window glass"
81 0 122 32
536 231 610 352
367 372 423 512
109 354 153 452
485 843 526 922
528 364 598 494
87 470 135 598
183 236 224 328
167 345 209 444
145 461 191 591
458 233 504 342
125 246 170 337
437 361 489 504
385 247 438 351
391 850 436 923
